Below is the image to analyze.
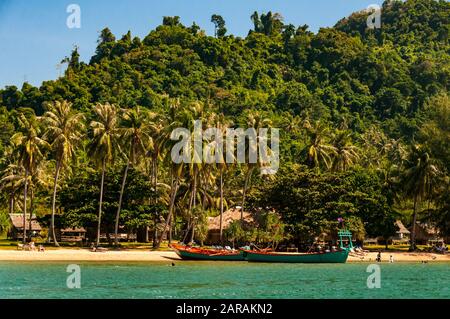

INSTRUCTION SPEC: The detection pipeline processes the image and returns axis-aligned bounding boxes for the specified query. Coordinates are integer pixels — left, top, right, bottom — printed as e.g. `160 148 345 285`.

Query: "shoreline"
0 249 449 263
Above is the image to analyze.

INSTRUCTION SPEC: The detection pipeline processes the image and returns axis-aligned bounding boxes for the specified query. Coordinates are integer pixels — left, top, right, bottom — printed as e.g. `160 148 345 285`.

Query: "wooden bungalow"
7 214 42 241
57 227 87 243
392 220 410 244
363 237 379 245
410 222 444 245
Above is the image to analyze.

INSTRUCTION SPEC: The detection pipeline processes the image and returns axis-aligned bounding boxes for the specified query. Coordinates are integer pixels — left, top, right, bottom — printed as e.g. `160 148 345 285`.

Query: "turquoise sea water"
0 261 448 299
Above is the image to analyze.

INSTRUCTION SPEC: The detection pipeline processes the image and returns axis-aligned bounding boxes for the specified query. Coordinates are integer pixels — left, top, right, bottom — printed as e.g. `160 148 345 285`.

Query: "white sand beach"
0 249 180 262
0 249 448 262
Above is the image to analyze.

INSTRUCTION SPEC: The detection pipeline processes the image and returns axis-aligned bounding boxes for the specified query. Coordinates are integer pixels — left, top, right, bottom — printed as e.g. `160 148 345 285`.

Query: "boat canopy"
338 230 353 250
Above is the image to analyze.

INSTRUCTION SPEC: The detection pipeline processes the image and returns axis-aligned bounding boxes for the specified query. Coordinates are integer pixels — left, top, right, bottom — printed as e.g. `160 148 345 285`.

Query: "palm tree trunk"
9 195 13 214
241 167 254 221
190 220 195 244
169 215 173 243
29 188 34 235
189 172 198 244
114 161 130 246
96 159 106 247
9 185 14 215
410 193 418 251
183 179 195 243
155 176 179 249
151 159 159 248
22 170 28 244
51 161 61 246
219 170 224 243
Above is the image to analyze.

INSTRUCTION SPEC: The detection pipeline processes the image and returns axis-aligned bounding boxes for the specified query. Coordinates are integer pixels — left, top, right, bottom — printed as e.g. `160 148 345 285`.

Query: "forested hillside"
0 0 448 248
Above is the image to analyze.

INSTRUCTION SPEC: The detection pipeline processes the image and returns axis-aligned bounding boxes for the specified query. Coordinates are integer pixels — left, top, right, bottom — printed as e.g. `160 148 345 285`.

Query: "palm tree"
177 101 205 244
10 111 49 243
43 101 84 246
304 120 337 171
240 111 272 221
146 113 170 247
214 113 233 242
0 163 23 216
88 103 119 247
0 147 21 216
114 107 154 246
402 145 439 250
154 99 184 249
331 130 360 172
28 160 51 234
155 162 183 248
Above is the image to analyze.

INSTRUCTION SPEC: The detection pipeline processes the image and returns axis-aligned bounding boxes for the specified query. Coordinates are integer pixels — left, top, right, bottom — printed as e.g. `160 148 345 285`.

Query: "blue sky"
0 0 383 89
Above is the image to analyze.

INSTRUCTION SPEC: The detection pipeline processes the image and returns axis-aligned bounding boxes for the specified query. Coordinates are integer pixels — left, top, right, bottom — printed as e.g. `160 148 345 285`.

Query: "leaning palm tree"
402 145 439 251
10 111 49 243
43 100 85 246
114 107 154 246
154 161 183 249
88 103 119 247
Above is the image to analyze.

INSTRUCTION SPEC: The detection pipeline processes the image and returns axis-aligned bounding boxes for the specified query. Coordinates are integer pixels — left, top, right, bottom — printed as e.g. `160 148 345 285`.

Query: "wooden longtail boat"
243 248 349 263
170 244 245 261
242 230 354 264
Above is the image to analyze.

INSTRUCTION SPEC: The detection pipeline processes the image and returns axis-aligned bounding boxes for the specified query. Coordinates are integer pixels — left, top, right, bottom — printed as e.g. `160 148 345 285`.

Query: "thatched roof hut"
206 207 256 243
8 214 42 240
395 220 410 235
9 214 42 231
207 207 255 231
394 220 410 240
410 222 443 244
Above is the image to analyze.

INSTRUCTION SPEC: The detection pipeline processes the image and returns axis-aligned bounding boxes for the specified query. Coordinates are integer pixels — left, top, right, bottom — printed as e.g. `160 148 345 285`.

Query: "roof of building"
61 227 86 233
9 214 42 231
395 220 410 234
411 222 441 236
207 208 255 230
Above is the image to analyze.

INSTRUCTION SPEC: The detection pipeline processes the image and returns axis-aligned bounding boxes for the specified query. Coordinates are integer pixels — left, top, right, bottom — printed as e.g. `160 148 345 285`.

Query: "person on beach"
389 254 394 263
376 251 382 262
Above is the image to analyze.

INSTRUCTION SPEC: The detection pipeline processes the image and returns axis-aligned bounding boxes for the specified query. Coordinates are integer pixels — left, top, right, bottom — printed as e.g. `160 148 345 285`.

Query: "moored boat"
243 248 349 263
243 230 354 263
170 244 245 261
